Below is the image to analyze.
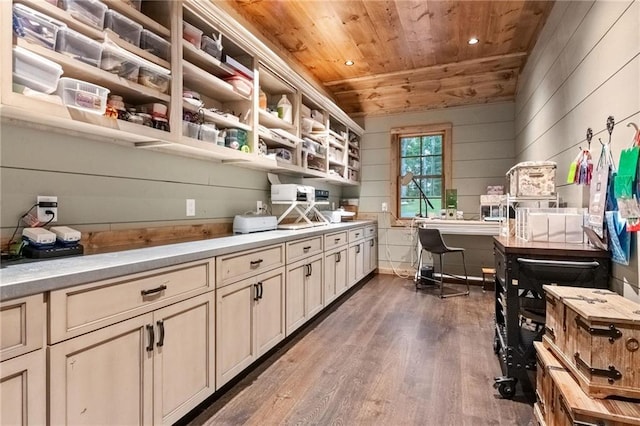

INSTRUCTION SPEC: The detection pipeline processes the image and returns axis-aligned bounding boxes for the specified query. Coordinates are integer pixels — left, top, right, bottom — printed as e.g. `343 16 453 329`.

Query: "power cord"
5 203 38 256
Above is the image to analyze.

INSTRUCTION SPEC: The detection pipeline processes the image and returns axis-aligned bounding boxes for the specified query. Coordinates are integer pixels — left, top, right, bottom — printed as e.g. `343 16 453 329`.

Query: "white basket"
57 77 109 114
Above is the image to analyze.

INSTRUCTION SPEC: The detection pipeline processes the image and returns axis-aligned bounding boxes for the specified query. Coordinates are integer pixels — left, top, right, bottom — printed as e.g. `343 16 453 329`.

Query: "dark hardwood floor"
187 274 535 425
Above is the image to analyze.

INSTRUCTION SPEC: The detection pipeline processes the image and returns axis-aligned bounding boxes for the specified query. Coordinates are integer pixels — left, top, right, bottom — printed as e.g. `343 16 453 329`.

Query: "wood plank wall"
0 123 343 247
514 0 640 302
347 102 516 277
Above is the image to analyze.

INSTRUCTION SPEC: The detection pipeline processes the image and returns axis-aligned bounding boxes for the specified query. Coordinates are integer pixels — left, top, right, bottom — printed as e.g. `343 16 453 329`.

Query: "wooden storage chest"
543 285 640 399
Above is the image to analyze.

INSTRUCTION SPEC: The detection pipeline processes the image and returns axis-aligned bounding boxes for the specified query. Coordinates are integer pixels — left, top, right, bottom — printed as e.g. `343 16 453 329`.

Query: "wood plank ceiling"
217 0 554 117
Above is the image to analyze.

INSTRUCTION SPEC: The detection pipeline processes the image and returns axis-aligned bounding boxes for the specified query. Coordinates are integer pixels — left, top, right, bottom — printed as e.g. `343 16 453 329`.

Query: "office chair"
415 228 470 298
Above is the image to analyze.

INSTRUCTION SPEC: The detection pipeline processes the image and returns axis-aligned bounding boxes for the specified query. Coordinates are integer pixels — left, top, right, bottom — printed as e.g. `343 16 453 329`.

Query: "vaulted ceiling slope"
219 0 554 117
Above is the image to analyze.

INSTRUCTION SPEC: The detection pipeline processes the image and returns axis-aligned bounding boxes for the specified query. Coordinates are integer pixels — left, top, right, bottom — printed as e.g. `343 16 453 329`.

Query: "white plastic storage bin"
182 21 202 48
13 4 66 50
55 27 102 67
57 77 109 114
59 0 107 29
104 9 142 46
12 46 63 94
223 75 252 96
140 29 170 61
138 64 171 94
100 41 141 81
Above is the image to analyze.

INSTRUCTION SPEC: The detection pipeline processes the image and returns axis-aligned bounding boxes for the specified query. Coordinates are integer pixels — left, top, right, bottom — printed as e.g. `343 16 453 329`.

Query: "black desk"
492 236 610 398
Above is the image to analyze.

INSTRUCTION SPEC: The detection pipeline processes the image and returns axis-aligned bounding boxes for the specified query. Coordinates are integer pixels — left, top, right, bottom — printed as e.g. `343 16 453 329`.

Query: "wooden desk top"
493 236 610 258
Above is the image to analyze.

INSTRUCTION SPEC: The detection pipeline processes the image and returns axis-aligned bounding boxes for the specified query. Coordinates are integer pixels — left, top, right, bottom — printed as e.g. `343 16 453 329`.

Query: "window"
390 124 452 221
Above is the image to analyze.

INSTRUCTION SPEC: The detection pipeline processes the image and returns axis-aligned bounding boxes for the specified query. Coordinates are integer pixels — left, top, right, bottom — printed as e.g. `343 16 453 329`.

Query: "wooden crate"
536 342 640 425
543 285 640 399
535 341 564 426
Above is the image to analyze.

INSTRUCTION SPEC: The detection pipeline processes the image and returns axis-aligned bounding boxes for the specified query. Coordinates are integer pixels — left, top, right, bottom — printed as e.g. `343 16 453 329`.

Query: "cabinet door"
153 292 215 425
216 279 255 388
306 256 324 319
49 313 154 425
255 267 286 356
364 238 377 274
348 243 364 287
324 252 338 305
286 263 307 335
1 294 43 361
363 238 372 273
1 348 45 426
370 238 378 273
335 247 349 296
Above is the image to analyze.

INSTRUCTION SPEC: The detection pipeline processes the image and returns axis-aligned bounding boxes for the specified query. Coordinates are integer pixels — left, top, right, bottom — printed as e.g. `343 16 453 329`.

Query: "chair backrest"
418 228 448 254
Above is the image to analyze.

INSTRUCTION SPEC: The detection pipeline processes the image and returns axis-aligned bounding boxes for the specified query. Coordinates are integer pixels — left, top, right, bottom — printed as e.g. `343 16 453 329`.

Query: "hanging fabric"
606 211 630 265
614 120 640 223
588 129 614 238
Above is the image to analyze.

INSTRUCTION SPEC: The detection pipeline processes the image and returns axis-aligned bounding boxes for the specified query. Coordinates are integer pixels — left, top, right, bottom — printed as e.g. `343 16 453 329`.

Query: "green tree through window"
400 134 444 217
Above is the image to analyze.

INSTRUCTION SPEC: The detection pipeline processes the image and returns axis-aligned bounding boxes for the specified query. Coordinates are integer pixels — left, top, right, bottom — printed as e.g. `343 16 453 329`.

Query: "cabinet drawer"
287 236 323 263
325 231 348 250
217 244 284 288
349 227 365 243
1 294 44 361
364 225 377 238
495 249 506 284
49 259 213 343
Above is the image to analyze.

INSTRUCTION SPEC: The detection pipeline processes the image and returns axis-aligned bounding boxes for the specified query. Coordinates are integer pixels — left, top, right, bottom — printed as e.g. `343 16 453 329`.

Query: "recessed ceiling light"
344 60 355 66
468 37 479 45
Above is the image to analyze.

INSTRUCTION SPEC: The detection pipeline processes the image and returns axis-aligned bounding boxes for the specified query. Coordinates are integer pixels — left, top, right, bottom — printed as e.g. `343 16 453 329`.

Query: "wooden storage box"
543 285 640 399
535 341 640 426
506 161 556 197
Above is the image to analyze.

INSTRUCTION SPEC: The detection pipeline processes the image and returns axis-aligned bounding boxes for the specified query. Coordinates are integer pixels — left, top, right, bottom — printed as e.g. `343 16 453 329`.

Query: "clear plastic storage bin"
100 42 141 81
183 21 202 48
13 4 66 50
201 35 222 60
223 75 252 96
140 29 170 61
56 27 102 67
57 77 109 114
59 0 107 29
138 64 171 94
104 9 142 46
12 46 63 94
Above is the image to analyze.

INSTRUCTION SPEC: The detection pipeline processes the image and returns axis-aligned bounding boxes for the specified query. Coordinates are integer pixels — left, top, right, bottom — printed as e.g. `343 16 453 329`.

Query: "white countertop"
417 219 501 236
0 221 374 301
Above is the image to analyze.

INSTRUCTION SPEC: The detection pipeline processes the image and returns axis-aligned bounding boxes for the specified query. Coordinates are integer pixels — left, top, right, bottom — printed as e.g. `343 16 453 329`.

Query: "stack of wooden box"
534 285 640 425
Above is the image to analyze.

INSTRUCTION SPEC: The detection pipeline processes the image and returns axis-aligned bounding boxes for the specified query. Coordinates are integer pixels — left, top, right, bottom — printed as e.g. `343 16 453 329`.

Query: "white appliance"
271 184 315 202
321 210 342 223
233 215 278 234
50 226 81 243
22 227 56 245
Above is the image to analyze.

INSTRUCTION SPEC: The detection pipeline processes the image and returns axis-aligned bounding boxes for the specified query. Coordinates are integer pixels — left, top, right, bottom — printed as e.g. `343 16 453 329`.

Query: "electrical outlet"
37 195 58 223
382 202 388 212
257 200 263 213
186 199 196 217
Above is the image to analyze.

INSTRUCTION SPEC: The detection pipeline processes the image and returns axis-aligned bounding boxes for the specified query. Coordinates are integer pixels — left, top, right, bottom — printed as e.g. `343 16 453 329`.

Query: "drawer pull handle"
258 282 263 299
355 233 360 237
156 320 165 347
146 324 155 352
356 245 361 254
370 240 375 247
250 259 263 267
336 252 341 263
253 283 260 301
141 285 167 296
334 238 341 243
303 246 311 252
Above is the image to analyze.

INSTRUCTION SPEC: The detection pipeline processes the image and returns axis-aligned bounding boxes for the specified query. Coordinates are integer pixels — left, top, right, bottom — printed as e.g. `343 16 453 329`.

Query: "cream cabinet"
0 348 46 426
363 225 378 274
216 267 285 388
285 253 323 335
49 291 215 425
348 227 366 287
0 294 46 426
216 244 285 288
324 246 348 305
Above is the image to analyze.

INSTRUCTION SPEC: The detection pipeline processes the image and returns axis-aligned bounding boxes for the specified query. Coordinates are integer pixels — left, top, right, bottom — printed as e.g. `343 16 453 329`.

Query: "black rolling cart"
491 236 610 398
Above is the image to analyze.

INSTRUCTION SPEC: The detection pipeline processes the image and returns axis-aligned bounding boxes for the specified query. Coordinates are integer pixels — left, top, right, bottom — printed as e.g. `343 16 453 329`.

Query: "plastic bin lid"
13 3 67 28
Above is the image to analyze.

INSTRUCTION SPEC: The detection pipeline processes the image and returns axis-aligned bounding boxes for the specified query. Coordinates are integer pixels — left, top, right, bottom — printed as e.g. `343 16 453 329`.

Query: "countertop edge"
1 221 375 300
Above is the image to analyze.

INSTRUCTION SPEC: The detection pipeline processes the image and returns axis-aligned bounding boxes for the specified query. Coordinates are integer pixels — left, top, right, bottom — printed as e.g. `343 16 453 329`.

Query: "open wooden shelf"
258 131 297 149
182 61 249 103
104 32 170 69
102 0 170 38
182 100 251 131
182 42 235 79
258 109 296 131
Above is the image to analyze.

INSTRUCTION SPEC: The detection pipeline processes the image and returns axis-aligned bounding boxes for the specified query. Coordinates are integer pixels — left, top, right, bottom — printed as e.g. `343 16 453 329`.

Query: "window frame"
390 123 452 225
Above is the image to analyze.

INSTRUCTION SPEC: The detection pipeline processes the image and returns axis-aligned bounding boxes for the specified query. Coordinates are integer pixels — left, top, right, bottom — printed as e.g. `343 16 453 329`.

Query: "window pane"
423 135 442 155
400 198 421 218
400 157 422 177
421 156 442 175
401 137 421 157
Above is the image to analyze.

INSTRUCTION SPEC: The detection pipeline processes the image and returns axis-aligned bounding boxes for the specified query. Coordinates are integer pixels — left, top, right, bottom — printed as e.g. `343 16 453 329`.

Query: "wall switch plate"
186 199 196 217
257 200 263 213
382 202 388 212
37 195 58 223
